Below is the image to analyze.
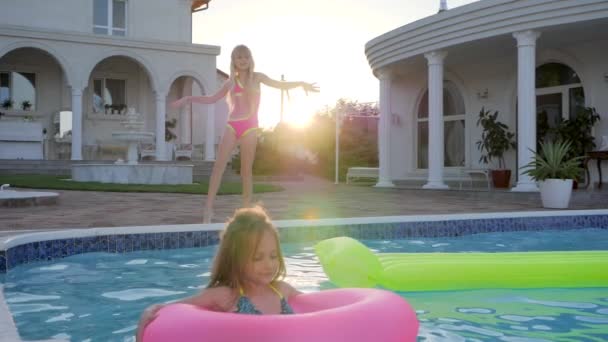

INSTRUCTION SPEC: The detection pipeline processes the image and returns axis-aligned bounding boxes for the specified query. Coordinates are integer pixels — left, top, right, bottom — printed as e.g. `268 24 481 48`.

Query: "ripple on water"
101 288 186 301
574 315 608 324
10 303 68 315
596 308 608 315
46 313 74 323
457 307 494 314
499 315 554 322
531 325 552 331
39 264 69 271
438 324 504 337
500 336 552 342
521 297 598 309
125 259 148 265
6 292 61 303
112 325 137 334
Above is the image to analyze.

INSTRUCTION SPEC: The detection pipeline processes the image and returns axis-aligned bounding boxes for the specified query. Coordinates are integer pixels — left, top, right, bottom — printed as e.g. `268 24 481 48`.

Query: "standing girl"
136 206 301 341
171 45 318 223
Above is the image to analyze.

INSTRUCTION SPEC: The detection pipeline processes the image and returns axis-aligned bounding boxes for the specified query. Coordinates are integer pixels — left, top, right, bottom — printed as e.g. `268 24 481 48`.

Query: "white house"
367 0 608 191
0 0 227 162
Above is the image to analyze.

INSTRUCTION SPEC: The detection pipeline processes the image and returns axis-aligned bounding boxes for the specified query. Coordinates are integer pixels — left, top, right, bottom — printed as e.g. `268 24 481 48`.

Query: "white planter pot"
539 179 573 209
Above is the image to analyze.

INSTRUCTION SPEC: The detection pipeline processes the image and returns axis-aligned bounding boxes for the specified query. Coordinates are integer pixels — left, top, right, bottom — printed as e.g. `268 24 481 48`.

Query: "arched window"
416 80 465 169
536 63 585 143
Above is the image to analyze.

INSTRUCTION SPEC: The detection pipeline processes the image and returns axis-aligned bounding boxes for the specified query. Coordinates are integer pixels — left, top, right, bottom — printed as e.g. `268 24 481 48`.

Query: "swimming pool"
1 211 608 341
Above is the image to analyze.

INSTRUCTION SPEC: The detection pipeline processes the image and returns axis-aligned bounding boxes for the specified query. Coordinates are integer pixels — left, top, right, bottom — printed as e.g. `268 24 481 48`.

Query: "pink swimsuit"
227 78 260 139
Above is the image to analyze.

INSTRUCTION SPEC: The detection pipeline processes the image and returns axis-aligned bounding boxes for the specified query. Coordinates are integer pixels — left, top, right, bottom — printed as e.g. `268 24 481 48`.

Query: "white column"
179 109 190 144
375 69 394 187
205 104 215 161
423 50 449 189
70 87 83 160
155 92 167 161
512 30 541 192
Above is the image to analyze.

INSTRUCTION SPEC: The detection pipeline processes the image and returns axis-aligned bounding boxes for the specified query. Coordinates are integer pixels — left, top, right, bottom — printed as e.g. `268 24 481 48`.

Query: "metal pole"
280 74 285 122
335 109 339 184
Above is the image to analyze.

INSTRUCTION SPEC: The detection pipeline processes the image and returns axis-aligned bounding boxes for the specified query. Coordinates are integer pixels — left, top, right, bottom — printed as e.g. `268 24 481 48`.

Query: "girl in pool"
135 206 301 341
171 44 318 223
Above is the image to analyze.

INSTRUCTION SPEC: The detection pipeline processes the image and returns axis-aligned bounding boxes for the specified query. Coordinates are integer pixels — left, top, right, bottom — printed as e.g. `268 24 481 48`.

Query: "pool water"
2 229 608 341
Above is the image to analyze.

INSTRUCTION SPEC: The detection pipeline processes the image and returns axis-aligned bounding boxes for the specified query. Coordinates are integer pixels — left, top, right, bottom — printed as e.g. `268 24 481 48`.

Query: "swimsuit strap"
268 283 284 299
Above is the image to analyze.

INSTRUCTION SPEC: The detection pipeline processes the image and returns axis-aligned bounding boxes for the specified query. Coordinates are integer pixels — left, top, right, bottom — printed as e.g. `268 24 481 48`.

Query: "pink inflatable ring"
143 288 419 342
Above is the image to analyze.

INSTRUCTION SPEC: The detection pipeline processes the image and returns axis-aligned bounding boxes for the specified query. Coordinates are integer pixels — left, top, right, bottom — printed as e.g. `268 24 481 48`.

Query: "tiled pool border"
2 209 608 273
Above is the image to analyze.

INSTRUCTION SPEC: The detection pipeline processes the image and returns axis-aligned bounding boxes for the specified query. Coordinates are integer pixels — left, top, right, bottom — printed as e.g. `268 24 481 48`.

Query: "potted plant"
165 118 178 160
521 140 584 209
554 107 601 187
2 98 13 110
476 107 517 188
21 100 32 111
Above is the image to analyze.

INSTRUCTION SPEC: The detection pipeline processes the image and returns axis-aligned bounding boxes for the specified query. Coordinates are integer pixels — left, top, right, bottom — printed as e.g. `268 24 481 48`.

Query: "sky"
192 0 479 128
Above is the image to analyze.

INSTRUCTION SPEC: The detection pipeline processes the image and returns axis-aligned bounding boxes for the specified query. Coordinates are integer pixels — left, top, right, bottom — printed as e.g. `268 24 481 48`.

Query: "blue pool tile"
148 233 163 250
163 233 178 249
180 232 195 248
115 235 127 253
208 231 220 245
125 235 136 252
192 231 204 247
132 234 146 251
26 242 38 263
11 245 26 268
0 251 5 273
74 239 84 255
108 235 118 253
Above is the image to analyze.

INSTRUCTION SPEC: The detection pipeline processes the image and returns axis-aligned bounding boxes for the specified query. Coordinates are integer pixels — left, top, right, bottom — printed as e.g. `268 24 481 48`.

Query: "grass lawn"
0 174 283 195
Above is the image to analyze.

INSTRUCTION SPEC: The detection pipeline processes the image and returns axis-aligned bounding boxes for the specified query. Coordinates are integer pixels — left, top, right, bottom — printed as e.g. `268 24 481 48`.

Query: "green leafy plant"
554 107 601 161
21 100 32 111
521 140 584 181
2 98 13 110
165 118 177 141
476 107 516 169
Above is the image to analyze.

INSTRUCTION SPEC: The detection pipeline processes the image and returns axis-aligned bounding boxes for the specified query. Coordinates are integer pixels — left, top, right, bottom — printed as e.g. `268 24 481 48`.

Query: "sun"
281 94 319 129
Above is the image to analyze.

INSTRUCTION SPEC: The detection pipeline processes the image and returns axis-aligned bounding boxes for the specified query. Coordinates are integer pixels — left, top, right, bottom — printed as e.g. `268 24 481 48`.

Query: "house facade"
367 0 608 190
0 0 227 162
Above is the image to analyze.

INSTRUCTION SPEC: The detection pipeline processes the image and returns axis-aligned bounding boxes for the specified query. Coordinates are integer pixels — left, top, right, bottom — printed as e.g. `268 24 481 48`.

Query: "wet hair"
207 206 286 289
227 44 257 116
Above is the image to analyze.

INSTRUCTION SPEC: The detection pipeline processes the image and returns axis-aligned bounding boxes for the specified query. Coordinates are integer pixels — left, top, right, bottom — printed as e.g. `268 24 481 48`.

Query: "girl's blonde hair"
207 206 286 289
227 45 257 116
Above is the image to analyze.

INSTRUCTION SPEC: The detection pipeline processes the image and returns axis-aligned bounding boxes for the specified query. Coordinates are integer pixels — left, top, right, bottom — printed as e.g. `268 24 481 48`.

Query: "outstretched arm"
170 79 233 108
257 73 319 95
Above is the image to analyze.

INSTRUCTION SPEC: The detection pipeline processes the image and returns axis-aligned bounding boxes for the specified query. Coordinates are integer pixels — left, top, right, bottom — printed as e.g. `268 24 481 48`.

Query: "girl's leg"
239 131 258 208
204 127 237 223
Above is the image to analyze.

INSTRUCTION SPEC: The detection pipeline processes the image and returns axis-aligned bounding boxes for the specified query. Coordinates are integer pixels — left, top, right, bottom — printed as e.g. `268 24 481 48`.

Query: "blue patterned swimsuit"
234 284 294 315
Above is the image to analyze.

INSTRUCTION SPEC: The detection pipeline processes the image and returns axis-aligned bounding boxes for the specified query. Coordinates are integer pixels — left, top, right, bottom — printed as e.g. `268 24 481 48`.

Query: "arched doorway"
536 62 585 144
416 80 466 169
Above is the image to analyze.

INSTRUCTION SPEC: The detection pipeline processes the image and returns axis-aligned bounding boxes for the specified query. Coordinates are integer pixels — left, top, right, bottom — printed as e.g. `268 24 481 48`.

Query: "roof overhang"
365 0 608 75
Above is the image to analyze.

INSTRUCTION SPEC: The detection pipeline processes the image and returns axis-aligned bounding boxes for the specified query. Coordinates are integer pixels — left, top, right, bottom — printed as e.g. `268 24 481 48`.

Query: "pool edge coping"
3 209 608 251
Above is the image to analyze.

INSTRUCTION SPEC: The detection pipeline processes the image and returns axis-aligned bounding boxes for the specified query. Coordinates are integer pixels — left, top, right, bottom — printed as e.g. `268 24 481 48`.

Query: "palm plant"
521 140 584 181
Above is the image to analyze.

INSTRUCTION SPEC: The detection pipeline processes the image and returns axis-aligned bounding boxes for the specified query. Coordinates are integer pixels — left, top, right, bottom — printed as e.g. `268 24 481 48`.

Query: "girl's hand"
135 304 164 342
301 82 319 95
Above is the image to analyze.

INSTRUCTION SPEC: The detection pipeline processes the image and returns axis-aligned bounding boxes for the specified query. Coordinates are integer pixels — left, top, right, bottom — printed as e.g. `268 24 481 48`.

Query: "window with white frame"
93 78 126 114
416 80 465 169
93 0 127 36
0 71 36 111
